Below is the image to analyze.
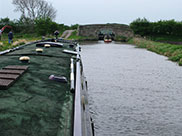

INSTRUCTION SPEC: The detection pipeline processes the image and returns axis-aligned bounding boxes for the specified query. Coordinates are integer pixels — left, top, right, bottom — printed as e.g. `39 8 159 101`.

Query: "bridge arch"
78 24 134 40
96 29 115 40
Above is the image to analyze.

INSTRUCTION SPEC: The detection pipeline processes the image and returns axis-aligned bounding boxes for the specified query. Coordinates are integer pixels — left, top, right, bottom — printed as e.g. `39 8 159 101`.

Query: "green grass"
1 33 43 41
128 37 182 66
148 35 182 42
115 36 130 42
68 31 83 40
0 33 55 52
0 41 15 51
68 30 97 41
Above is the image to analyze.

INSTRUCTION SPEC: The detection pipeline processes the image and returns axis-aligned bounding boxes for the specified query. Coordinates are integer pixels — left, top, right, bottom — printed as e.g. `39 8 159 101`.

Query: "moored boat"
0 38 94 136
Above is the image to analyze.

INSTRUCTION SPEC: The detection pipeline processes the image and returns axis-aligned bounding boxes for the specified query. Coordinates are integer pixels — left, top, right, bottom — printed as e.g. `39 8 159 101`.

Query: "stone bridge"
77 24 134 40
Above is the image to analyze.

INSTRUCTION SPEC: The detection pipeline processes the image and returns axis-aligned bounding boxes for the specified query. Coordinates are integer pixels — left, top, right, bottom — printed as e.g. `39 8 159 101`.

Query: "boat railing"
73 44 82 136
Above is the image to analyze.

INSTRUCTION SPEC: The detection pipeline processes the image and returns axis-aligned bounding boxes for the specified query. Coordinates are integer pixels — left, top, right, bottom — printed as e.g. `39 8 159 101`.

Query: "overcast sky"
1 0 182 25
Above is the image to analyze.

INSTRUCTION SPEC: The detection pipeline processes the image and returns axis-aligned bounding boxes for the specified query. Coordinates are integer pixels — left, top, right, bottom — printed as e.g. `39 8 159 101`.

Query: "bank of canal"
81 41 182 136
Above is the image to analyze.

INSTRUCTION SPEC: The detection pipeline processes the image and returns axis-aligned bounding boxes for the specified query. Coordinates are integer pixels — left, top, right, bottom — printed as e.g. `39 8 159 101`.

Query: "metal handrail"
70 58 75 92
73 44 82 136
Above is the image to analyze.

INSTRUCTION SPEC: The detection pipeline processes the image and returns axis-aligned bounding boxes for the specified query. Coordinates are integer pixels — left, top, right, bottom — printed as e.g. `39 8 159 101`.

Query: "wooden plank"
0 65 28 89
0 74 19 80
0 79 14 90
0 70 24 75
3 65 28 70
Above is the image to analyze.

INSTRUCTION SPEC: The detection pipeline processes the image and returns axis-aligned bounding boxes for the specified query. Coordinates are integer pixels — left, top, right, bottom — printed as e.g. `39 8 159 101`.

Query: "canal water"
81 41 182 136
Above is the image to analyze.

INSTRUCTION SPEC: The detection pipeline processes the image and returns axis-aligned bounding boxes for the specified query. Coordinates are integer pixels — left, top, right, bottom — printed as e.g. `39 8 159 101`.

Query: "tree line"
0 17 78 36
130 18 182 37
0 0 78 36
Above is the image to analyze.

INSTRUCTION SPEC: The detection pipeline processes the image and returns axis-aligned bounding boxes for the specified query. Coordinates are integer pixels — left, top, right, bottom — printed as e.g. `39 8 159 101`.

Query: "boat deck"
0 41 75 136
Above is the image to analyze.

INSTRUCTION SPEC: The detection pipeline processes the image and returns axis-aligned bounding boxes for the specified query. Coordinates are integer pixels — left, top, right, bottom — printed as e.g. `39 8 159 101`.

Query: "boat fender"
44 44 51 48
36 48 43 53
49 75 68 83
81 95 85 111
19 56 30 63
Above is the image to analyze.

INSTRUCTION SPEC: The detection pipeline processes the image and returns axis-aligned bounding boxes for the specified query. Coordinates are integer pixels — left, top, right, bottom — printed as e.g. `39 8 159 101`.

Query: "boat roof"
36 41 64 47
0 40 75 136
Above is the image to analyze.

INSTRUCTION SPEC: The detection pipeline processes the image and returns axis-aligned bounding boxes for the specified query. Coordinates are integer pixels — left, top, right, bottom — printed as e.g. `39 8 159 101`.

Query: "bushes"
128 38 182 66
130 18 151 36
0 17 78 37
35 18 59 36
130 18 182 38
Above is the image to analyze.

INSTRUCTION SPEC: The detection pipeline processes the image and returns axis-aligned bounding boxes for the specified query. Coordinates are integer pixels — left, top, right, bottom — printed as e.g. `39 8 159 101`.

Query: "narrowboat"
0 38 94 136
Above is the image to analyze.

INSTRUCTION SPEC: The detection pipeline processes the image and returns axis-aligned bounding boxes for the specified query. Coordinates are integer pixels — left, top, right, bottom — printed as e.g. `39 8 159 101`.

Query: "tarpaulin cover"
0 43 74 136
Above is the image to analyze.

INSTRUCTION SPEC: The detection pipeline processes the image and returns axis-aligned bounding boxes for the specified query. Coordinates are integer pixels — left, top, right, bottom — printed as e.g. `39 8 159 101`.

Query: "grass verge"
0 33 53 52
68 31 98 41
148 35 182 42
128 37 182 66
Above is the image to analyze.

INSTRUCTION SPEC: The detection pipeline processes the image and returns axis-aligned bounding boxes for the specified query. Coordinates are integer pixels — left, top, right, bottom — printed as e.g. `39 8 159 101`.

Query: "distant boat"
104 38 112 43
104 35 112 43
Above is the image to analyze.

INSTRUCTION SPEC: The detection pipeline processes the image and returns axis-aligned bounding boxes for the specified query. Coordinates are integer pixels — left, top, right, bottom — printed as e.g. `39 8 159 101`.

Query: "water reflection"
81 41 182 136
